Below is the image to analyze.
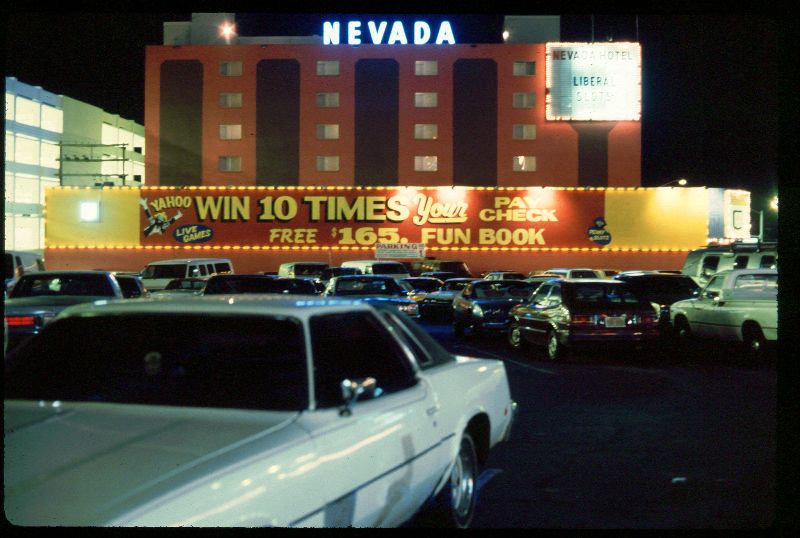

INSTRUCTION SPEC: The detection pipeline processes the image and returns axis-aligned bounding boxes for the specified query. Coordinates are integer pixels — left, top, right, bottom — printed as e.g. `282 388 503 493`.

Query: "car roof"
54 295 376 320
145 258 231 265
18 270 111 276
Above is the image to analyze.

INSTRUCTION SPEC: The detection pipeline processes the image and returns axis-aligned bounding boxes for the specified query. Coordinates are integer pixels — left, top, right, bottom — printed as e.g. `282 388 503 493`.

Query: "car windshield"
141 264 186 279
5 314 308 411
165 278 205 291
274 279 318 294
472 281 534 299
292 264 327 277
405 279 441 292
9 274 115 298
334 278 400 296
442 280 471 291
569 283 647 306
371 263 407 275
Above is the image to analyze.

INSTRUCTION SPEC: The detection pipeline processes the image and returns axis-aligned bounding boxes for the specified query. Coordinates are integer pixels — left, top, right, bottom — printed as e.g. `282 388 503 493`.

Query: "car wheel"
742 324 766 360
508 321 528 351
416 432 478 528
674 316 692 342
546 330 564 361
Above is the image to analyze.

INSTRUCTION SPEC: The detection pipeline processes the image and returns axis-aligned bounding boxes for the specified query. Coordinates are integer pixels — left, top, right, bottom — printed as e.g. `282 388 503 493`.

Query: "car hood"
5 295 115 313
423 291 460 301
472 298 527 310
4 400 300 526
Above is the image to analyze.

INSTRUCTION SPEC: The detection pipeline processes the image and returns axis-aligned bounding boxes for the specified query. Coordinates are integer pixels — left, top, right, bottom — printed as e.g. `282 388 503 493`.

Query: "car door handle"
426 406 439 416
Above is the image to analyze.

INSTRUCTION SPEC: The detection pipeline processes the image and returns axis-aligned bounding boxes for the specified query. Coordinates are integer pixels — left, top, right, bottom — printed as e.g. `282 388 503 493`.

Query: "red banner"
137 187 606 249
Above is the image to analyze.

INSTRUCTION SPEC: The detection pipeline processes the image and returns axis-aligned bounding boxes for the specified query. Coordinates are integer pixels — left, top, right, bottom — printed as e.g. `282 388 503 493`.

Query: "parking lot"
421 321 778 528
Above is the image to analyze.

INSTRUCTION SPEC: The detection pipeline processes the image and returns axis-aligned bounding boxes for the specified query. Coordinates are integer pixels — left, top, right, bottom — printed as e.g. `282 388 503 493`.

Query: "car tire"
546 329 564 361
416 432 478 528
742 324 766 360
508 321 528 351
674 316 692 342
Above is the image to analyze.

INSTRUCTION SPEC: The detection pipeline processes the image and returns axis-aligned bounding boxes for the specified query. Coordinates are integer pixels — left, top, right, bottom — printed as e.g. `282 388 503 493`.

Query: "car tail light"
570 314 600 326
5 315 38 327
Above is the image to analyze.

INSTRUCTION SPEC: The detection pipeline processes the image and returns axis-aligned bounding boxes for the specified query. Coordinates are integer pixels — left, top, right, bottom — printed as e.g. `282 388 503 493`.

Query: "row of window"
218 91 536 110
6 93 63 133
216 155 537 173
218 60 536 78
216 123 536 141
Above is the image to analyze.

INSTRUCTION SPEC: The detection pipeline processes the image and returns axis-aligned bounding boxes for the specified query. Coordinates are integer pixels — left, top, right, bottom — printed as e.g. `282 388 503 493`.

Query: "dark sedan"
452 280 536 337
612 272 701 333
203 274 319 295
419 278 480 321
322 275 419 318
507 279 660 360
4 271 129 352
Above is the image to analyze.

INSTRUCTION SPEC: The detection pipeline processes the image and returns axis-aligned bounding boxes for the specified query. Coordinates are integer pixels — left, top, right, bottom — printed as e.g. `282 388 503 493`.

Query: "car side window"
548 286 562 305
759 255 776 269
310 311 417 408
703 276 724 299
532 284 551 305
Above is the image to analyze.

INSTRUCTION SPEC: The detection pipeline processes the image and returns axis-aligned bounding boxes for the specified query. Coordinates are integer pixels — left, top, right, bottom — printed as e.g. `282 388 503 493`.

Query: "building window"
316 156 340 172
316 92 340 108
102 123 118 145
415 92 438 108
219 92 243 108
414 156 438 172
220 61 243 76
513 61 536 76
14 174 40 204
40 105 63 133
14 135 39 166
219 124 242 140
218 156 242 172
316 124 340 140
513 155 537 172
414 124 438 140
15 97 40 128
316 61 340 76
512 124 537 140
512 92 536 108
415 61 438 76
133 134 145 155
40 141 60 170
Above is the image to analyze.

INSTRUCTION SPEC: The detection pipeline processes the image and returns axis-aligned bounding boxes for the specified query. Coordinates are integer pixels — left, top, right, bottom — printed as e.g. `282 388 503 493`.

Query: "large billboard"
546 42 642 121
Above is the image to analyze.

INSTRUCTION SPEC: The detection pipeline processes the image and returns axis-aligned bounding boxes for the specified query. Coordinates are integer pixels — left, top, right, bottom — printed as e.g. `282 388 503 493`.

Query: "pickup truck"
669 268 777 359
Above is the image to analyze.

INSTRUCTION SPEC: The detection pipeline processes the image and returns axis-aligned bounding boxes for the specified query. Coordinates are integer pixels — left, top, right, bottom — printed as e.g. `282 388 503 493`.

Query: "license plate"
605 316 626 328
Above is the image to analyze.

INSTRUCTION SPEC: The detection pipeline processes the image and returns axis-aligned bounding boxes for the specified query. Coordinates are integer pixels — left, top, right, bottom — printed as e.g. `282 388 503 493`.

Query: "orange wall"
145 43 639 188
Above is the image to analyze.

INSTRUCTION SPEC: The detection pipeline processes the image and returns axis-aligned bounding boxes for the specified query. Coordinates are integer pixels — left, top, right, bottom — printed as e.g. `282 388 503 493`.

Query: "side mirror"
339 377 379 416
704 290 720 300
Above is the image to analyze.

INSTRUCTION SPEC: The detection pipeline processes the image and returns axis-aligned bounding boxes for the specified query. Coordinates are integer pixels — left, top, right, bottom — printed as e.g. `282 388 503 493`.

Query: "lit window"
414 124 438 140
218 156 242 172
40 141 60 170
414 156 438 172
15 97 40 128
513 155 536 172
415 92 438 108
415 61 438 76
316 92 340 108
80 201 100 222
219 92 243 108
316 124 340 140
512 124 537 140
220 61 243 76
102 123 119 145
219 124 242 140
14 135 39 166
513 93 536 108
316 156 340 172
15 174 39 204
41 105 63 133
316 61 340 76
6 132 14 162
513 61 536 76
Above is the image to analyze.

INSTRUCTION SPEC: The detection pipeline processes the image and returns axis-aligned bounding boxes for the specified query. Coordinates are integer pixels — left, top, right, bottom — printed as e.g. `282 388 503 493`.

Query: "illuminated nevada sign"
323 20 456 45
546 42 642 121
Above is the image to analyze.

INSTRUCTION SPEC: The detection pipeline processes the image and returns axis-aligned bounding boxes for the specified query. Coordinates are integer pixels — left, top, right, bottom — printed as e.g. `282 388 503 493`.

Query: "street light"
756 196 778 241
219 21 236 44
658 178 688 187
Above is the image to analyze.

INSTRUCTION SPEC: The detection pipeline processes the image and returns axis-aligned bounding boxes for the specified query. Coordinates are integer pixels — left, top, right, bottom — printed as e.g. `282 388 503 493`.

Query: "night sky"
4 11 782 225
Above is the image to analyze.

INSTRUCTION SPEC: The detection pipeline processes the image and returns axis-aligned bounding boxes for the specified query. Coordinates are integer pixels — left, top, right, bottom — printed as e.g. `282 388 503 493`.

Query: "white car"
4 295 517 527
669 268 777 357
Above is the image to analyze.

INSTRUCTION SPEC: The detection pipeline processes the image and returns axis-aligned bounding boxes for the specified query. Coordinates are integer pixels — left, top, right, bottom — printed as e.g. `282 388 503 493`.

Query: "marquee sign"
137 187 605 250
322 20 456 45
546 42 641 121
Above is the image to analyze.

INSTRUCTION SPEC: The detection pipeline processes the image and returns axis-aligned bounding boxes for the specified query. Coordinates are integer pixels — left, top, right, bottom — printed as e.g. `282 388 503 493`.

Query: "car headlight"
398 302 419 316
472 304 483 317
